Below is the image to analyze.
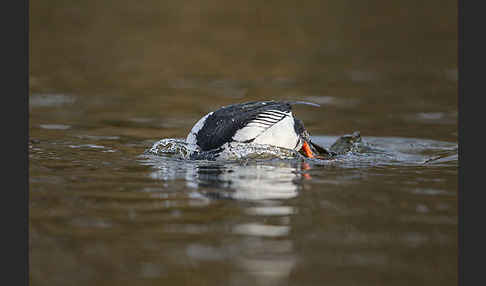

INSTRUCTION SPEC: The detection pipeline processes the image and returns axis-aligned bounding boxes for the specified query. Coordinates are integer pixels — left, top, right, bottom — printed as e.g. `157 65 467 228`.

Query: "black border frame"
4 0 29 284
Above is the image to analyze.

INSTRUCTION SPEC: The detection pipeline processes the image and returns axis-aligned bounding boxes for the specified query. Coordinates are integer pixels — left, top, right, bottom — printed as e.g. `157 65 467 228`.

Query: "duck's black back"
195 101 293 151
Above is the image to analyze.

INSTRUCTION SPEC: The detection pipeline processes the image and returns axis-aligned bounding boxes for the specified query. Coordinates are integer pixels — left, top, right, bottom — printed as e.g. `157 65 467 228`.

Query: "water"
30 1 457 285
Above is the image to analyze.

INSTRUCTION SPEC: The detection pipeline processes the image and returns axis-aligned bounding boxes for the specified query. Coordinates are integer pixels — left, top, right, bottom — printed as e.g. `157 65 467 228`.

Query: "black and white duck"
185 101 330 158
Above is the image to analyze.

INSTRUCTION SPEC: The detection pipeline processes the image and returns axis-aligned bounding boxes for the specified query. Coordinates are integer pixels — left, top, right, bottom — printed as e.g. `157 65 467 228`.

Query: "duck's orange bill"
302 141 314 158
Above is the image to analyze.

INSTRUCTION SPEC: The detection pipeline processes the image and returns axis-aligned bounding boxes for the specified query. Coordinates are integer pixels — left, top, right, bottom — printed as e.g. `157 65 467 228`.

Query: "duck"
185 100 330 158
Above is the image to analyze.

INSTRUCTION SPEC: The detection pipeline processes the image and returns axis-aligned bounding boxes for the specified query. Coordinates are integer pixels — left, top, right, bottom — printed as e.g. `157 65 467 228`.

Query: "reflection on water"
147 159 303 200
29 93 76 107
232 239 296 286
142 154 306 284
185 163 302 200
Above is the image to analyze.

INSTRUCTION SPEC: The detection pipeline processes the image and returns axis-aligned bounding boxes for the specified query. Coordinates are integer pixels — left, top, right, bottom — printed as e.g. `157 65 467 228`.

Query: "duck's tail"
286 101 321 108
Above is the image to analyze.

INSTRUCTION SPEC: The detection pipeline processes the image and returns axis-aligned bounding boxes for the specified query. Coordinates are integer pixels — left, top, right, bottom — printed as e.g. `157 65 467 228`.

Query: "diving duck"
186 100 329 158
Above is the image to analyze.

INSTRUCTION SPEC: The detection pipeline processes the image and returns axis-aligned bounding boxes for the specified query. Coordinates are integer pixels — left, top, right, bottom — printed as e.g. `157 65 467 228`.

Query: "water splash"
144 135 458 167
146 138 301 161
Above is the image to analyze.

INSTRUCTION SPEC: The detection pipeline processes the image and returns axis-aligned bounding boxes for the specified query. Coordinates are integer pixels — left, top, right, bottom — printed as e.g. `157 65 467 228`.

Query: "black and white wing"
186 101 296 151
232 108 293 143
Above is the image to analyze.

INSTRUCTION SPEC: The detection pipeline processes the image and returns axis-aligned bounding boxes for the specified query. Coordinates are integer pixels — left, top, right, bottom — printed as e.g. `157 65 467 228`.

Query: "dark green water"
30 1 457 285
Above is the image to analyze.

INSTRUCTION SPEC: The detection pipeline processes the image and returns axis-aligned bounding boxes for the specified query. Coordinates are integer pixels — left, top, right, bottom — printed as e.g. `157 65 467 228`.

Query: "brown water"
30 1 457 285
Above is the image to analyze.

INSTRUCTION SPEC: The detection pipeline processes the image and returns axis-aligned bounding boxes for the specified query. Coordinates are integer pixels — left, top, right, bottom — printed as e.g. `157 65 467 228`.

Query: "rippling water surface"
30 1 457 285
